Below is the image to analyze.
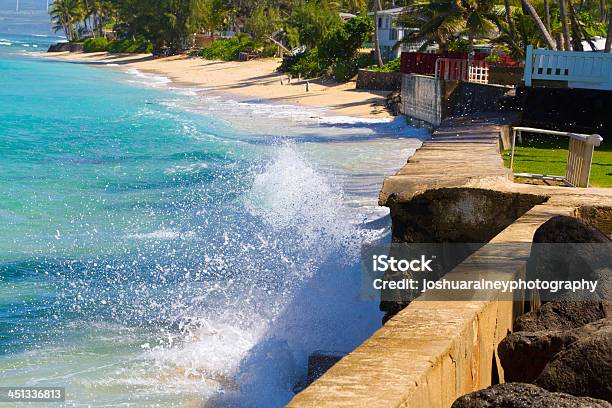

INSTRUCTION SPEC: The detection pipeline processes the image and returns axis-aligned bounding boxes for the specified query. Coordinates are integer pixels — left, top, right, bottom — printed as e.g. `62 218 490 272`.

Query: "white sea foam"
125 229 196 240
164 162 210 175
126 68 173 87
0 42 12 46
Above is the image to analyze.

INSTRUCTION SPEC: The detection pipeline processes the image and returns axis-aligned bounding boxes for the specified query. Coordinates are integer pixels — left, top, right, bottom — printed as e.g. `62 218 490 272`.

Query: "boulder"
499 319 611 383
47 42 83 52
526 216 611 302
514 301 608 332
452 383 611 408
499 331 580 383
535 323 612 402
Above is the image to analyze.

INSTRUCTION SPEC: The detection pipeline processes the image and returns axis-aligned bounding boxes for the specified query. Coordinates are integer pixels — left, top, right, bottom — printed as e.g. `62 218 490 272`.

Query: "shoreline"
42 51 391 119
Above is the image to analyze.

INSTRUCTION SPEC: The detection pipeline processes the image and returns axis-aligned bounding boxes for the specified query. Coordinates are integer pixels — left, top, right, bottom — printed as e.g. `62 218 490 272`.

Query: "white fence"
524 45 612 90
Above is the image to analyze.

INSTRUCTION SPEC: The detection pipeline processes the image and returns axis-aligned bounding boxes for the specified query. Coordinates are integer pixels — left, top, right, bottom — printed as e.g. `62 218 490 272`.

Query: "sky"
0 0 53 35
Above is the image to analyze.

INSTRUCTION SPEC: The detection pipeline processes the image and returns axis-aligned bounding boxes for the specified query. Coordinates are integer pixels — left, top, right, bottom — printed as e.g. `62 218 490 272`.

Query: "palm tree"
50 0 83 41
373 0 384 66
399 0 498 54
520 0 557 48
558 0 572 49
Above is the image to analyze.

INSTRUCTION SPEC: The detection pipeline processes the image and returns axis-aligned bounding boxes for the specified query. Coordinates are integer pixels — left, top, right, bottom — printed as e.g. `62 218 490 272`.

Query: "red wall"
400 52 487 75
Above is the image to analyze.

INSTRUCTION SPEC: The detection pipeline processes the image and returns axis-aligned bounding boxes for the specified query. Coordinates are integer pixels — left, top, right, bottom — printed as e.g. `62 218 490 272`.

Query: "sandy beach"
44 52 390 118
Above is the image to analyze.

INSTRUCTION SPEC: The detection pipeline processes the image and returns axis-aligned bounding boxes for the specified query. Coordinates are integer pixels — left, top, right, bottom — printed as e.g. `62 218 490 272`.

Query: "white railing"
510 126 603 187
524 44 612 90
435 58 489 83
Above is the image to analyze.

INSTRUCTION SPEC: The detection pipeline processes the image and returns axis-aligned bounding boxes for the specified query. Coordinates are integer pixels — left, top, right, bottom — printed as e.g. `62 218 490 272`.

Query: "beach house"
369 7 422 61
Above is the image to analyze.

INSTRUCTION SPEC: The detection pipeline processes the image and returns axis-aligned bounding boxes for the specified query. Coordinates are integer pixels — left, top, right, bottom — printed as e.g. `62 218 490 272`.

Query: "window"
378 17 382 28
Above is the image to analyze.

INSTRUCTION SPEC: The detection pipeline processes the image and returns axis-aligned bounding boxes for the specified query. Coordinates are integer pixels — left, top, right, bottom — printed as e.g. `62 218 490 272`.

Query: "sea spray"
1 38 423 407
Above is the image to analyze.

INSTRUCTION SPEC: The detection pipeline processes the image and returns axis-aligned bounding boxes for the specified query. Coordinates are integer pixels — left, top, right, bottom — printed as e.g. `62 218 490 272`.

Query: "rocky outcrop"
535 322 612 402
514 301 608 332
385 91 401 116
47 42 83 52
451 383 611 408
499 318 611 383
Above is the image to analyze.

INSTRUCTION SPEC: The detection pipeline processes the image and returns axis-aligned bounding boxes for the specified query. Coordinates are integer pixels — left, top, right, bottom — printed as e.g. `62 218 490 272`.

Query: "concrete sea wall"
399 74 511 126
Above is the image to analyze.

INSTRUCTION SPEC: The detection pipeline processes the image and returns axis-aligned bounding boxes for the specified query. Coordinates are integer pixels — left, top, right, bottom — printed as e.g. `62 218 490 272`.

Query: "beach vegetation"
199 35 257 60
279 15 373 81
195 0 228 36
83 37 110 52
285 1 343 49
367 57 400 72
107 37 153 53
244 4 283 41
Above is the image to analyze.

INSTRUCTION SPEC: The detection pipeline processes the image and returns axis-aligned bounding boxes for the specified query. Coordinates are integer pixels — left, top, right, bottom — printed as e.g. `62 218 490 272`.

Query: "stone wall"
356 69 402 91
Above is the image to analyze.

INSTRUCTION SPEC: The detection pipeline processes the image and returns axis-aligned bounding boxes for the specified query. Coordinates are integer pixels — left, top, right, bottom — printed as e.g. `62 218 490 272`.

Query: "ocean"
0 33 427 407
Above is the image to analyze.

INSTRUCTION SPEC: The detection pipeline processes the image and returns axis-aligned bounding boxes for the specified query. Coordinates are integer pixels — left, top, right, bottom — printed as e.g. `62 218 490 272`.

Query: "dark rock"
499 331 580 383
526 216 611 302
499 319 611 383
535 323 612 402
386 91 402 116
47 42 83 52
532 216 610 244
514 301 608 332
452 383 611 407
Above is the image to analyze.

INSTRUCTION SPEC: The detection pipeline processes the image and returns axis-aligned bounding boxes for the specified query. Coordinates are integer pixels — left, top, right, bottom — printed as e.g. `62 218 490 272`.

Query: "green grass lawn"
502 134 612 188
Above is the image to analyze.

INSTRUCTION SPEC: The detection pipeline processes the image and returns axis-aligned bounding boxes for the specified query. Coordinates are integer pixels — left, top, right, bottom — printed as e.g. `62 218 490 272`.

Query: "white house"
368 7 425 61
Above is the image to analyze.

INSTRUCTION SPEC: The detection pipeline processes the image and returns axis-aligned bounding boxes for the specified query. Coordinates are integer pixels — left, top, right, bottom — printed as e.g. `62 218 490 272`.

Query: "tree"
504 0 517 40
50 0 84 41
114 0 200 53
607 13 612 52
285 0 343 48
319 15 373 63
399 0 498 54
520 0 557 48
196 0 227 36
373 0 383 66
558 0 572 49
244 4 282 40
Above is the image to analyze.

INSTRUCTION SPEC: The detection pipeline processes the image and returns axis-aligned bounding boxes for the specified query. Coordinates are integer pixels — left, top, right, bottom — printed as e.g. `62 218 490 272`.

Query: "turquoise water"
0 34 427 407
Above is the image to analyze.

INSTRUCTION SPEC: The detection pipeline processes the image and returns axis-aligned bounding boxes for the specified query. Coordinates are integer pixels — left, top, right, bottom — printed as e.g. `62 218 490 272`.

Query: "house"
368 7 426 61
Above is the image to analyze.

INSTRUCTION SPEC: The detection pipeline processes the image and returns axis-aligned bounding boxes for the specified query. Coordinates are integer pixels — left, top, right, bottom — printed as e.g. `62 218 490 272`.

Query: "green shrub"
367 57 400 72
200 36 257 61
83 37 109 52
262 44 278 58
332 59 358 82
289 49 327 78
108 37 153 54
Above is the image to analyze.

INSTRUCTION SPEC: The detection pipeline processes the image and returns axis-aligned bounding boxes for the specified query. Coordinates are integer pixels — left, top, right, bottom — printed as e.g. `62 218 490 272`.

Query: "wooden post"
524 45 533 86
306 80 309 92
